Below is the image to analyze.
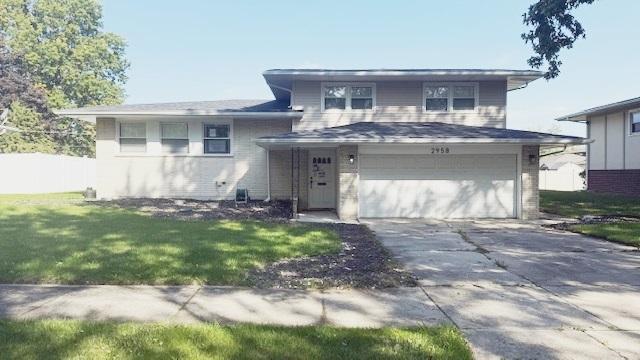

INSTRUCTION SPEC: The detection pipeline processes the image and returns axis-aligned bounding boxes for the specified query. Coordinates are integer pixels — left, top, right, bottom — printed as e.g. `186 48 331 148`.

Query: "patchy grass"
569 223 640 247
0 320 472 360
0 193 340 285
540 190 640 218
541 191 640 247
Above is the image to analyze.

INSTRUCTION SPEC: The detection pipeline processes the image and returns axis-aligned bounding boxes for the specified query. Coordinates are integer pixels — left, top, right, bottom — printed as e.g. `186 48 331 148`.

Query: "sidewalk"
0 285 448 327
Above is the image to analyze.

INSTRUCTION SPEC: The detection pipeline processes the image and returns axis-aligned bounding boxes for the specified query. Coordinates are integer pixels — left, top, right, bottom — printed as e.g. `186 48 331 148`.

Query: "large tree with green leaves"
0 0 128 156
522 0 597 79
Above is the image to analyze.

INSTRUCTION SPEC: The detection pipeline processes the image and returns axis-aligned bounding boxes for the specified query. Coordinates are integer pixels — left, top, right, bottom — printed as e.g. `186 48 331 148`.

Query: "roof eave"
54 110 304 122
255 137 592 148
555 96 640 122
263 69 544 98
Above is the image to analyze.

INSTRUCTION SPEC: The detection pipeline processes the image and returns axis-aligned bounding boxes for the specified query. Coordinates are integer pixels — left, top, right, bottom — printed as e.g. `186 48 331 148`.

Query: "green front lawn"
540 191 640 247
0 320 472 360
569 223 640 247
0 193 340 285
540 190 640 218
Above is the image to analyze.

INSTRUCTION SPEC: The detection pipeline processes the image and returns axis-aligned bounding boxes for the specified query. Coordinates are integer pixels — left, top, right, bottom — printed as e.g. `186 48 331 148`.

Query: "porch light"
528 154 538 165
349 154 355 164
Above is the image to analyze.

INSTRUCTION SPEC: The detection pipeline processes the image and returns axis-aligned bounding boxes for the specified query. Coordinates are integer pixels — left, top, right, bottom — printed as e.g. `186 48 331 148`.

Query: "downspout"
264 149 271 202
540 144 568 158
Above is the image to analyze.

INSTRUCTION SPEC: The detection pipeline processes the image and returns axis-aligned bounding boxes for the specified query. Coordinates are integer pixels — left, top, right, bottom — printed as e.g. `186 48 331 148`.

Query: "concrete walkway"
0 285 447 327
366 219 640 360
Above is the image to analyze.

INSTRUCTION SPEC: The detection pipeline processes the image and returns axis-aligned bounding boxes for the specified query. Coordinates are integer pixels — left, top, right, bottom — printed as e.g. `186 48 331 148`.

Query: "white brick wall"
337 145 359 220
521 145 540 219
96 117 291 199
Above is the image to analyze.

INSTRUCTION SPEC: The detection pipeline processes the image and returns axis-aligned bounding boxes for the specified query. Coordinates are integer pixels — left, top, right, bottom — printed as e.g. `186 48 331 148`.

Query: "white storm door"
308 149 336 209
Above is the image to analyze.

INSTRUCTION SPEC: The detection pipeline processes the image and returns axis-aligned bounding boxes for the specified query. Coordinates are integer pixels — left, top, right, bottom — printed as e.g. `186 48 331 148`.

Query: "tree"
0 0 129 156
0 39 51 118
0 0 129 108
0 39 58 153
522 0 596 79
0 101 57 153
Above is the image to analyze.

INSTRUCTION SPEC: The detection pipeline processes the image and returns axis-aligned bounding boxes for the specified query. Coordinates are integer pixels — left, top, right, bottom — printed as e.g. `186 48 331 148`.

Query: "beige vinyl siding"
95 117 291 199
292 80 507 130
605 112 625 169
588 115 606 170
588 109 640 171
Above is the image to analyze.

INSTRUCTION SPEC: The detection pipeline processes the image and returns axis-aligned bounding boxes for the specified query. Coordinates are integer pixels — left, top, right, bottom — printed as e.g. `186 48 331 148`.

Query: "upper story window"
631 110 640 134
161 123 189 154
423 82 478 112
203 123 231 154
322 83 375 111
119 123 146 153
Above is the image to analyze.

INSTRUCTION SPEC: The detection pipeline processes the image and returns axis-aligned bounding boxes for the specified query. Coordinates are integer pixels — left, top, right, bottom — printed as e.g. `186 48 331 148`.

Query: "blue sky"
102 0 639 136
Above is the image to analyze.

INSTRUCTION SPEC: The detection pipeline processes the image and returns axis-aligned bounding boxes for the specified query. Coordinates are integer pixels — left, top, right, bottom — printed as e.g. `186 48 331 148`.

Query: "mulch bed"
93 198 293 221
248 223 417 289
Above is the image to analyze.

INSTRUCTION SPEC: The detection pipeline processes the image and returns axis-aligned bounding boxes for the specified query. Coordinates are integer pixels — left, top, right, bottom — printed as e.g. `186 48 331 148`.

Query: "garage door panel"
359 154 516 218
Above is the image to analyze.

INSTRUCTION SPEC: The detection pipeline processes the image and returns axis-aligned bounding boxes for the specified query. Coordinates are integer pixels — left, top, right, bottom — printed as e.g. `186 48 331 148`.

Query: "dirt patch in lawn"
93 198 293 221
248 223 417 289
546 214 640 231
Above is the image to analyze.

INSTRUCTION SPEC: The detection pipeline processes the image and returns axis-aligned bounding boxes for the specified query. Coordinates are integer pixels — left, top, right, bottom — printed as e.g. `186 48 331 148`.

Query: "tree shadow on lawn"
0 202 339 285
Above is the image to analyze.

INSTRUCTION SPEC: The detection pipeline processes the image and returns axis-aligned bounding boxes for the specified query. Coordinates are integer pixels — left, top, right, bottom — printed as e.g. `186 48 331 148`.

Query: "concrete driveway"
365 219 640 360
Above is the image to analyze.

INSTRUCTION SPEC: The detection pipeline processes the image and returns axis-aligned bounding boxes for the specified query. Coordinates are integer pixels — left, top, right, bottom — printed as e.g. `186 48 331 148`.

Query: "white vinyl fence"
539 163 585 192
0 153 96 194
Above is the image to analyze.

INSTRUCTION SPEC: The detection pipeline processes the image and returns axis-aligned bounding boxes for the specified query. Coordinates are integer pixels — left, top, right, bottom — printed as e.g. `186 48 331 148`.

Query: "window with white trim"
631 110 640 134
161 123 189 154
423 83 478 112
322 84 375 111
203 124 231 154
119 123 146 153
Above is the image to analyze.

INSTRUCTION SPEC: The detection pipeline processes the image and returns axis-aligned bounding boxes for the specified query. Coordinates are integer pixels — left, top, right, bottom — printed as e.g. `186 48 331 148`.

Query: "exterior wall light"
528 154 538 165
349 154 355 164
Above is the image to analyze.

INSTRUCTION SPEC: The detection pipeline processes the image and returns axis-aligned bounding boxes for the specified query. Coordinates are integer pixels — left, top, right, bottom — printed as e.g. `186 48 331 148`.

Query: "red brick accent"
588 170 640 196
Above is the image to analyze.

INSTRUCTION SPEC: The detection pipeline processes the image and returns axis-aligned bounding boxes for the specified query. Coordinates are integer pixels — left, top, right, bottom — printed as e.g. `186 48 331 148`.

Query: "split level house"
57 69 589 220
557 97 640 196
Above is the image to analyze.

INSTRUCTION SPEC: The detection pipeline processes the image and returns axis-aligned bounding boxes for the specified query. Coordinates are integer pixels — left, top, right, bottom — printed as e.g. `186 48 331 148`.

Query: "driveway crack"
419 286 459 329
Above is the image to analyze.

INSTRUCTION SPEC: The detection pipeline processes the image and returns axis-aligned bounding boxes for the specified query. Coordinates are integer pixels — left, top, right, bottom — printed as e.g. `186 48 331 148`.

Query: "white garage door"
359 154 517 218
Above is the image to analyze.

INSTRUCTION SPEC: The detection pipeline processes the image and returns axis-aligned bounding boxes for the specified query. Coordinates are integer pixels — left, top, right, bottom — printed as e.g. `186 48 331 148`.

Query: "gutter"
54 110 304 117
540 144 568 158
255 137 593 146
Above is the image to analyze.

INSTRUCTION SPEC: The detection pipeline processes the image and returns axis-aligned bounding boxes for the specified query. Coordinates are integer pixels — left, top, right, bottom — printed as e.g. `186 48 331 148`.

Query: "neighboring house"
539 151 586 191
56 69 588 220
557 97 640 196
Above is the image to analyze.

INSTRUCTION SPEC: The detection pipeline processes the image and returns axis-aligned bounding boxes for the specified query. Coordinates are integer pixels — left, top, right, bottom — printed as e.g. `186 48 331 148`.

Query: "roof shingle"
257 122 588 144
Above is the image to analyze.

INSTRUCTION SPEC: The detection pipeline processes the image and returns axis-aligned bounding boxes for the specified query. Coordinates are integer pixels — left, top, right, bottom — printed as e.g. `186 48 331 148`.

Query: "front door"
308 149 336 209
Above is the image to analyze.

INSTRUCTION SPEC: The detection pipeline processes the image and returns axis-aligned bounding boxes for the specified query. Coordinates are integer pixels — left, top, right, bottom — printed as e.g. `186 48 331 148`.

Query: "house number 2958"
431 147 450 154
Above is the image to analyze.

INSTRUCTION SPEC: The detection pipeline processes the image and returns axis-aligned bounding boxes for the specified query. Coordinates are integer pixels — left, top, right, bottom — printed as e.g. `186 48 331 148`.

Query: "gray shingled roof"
257 122 588 145
58 99 291 113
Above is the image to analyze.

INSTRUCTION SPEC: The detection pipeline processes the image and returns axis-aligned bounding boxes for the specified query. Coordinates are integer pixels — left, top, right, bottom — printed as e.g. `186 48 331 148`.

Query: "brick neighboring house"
557 97 640 197
56 68 589 220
